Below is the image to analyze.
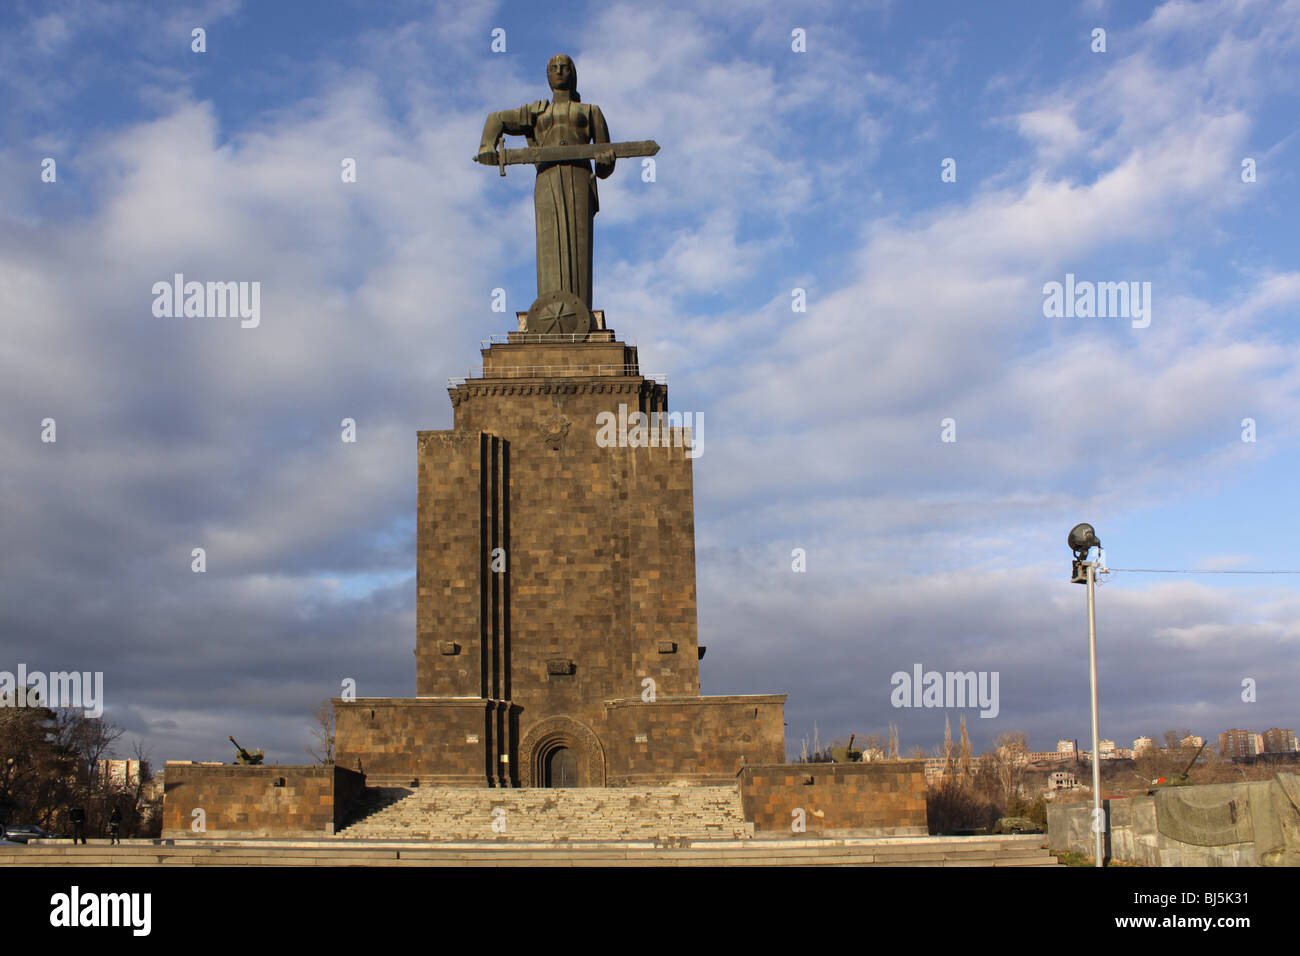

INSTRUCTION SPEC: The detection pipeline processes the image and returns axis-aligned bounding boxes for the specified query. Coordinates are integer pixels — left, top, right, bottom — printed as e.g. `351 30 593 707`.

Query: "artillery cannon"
229 735 265 766
830 733 864 763
1149 740 1207 791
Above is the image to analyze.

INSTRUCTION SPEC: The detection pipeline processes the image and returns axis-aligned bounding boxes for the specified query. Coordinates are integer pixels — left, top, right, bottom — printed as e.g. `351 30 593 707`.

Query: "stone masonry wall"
415 431 486 699
161 764 364 839
739 761 929 837
409 336 769 784
335 333 788 789
334 698 490 786
422 345 703 720
603 696 786 785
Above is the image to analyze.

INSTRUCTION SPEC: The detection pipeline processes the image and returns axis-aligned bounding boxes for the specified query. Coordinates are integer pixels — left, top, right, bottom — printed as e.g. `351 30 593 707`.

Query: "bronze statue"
476 55 658 335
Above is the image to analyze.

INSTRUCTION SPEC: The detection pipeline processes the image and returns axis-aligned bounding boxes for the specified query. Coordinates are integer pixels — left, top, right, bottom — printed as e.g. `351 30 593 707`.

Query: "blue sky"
2 0 1298 764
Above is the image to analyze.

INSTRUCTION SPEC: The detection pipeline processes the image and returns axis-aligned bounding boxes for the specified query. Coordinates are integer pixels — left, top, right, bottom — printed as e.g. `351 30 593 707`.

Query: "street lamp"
1069 522 1105 868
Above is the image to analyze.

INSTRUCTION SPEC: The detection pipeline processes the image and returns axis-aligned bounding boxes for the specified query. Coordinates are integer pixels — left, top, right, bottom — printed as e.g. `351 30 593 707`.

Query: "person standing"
69 804 87 844
108 806 122 845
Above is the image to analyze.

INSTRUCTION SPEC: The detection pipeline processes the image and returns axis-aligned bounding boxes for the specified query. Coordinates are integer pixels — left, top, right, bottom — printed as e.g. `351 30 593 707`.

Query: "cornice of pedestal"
447 377 665 406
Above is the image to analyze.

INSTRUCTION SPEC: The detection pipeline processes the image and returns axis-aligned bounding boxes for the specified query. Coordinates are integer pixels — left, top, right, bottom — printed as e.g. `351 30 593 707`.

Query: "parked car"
0 825 61 844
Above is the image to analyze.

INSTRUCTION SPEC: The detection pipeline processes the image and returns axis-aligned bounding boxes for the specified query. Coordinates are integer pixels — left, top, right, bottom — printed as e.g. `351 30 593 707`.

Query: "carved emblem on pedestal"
540 415 571 450
525 290 592 338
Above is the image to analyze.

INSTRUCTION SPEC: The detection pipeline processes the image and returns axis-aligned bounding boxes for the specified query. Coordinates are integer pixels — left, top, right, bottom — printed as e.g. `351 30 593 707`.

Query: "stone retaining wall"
162 764 364 839
334 698 488 785
738 760 928 837
603 696 787 785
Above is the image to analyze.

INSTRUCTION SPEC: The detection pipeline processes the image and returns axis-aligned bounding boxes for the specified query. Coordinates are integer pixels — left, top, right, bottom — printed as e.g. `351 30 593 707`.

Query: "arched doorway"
543 745 578 787
519 715 606 787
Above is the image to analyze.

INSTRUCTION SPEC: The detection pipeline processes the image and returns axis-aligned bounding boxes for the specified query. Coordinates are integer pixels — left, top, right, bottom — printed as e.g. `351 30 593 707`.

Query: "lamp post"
1069 522 1104 867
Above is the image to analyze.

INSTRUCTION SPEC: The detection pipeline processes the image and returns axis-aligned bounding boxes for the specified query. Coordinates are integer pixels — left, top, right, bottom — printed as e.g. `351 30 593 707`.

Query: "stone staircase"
0 835 1061 866
338 786 749 841
0 784 1063 867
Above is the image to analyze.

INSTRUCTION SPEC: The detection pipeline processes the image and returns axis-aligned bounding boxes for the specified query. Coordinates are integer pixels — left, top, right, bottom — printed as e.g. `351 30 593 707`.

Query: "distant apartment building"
1181 735 1205 749
1088 739 1132 759
1260 729 1296 753
1028 751 1072 764
1077 748 1130 763
1056 739 1076 754
1133 736 1154 754
1218 729 1261 759
95 759 145 789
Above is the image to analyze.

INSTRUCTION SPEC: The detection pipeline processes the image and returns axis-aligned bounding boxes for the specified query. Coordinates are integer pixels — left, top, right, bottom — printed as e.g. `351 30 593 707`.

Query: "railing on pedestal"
481 331 622 347
448 365 666 387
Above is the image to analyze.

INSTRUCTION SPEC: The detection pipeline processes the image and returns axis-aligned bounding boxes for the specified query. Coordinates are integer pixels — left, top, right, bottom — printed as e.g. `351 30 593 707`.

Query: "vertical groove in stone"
501 439 512 703
478 433 489 702
490 435 501 703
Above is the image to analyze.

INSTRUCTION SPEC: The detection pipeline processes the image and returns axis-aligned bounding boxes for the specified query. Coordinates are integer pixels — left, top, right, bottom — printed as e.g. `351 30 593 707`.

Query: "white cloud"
3 0 1299 761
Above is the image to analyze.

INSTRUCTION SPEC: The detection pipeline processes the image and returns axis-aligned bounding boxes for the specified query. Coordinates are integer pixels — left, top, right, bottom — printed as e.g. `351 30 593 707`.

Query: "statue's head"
548 54 577 95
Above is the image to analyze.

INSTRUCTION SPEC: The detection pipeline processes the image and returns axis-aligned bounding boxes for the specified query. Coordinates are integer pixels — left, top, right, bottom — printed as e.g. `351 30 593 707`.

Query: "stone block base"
161 764 364 839
739 761 929 836
333 694 786 788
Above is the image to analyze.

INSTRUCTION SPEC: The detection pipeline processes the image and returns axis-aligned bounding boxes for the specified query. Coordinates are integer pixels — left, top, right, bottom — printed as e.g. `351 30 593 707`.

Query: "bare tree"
959 715 972 775
942 715 956 775
306 699 335 765
986 731 1030 809
129 738 153 814
52 707 123 785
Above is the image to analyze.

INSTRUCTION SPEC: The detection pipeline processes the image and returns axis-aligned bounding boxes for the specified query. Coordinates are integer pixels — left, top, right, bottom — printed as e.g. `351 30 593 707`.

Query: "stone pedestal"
334 324 785 786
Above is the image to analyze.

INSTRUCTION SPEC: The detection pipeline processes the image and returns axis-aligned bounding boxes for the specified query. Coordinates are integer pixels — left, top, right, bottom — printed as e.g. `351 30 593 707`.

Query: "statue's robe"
480 98 614 308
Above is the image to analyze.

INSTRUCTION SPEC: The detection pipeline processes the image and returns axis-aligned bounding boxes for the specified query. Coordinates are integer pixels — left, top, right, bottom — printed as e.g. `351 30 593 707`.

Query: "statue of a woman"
476 55 615 311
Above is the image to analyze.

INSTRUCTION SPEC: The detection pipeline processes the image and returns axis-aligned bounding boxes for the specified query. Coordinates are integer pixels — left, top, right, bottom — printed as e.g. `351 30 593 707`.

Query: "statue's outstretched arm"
478 103 546 156
591 105 615 179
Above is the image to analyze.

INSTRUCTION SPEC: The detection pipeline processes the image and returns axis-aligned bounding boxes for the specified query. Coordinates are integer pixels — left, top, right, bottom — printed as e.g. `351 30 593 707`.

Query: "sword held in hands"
475 139 660 176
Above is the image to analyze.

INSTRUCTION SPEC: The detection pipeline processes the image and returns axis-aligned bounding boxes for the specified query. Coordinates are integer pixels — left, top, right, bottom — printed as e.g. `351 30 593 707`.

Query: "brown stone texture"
603 696 786 785
738 761 929 836
333 698 491 787
420 337 703 720
161 764 364 839
332 328 786 787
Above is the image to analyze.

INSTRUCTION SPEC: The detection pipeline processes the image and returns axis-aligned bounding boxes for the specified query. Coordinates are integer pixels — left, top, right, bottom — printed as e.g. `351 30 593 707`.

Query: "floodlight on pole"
1068 522 1105 868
